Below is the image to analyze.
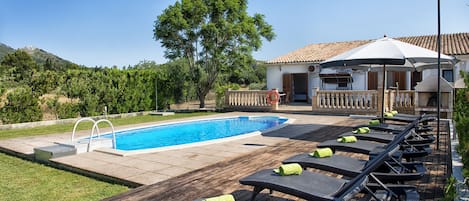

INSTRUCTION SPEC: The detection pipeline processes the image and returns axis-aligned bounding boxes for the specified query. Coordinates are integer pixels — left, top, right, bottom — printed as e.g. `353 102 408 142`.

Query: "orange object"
266 89 280 104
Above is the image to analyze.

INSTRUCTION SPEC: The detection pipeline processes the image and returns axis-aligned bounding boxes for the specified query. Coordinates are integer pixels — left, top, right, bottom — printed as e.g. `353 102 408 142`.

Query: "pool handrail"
71 117 100 143
88 119 116 152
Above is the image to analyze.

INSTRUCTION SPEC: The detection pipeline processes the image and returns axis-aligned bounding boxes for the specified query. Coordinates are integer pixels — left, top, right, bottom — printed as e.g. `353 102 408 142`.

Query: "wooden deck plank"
104 119 449 201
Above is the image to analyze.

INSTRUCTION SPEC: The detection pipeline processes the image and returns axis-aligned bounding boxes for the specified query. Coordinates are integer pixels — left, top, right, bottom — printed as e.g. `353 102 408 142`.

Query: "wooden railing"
389 90 415 114
312 89 379 114
224 89 271 111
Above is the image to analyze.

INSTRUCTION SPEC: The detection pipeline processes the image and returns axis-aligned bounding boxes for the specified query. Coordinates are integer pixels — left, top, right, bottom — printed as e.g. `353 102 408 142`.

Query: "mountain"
19 46 77 70
0 43 15 60
0 43 78 70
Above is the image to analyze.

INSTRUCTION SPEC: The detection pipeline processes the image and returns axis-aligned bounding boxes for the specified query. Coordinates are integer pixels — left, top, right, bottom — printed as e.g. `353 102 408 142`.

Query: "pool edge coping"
91 115 295 156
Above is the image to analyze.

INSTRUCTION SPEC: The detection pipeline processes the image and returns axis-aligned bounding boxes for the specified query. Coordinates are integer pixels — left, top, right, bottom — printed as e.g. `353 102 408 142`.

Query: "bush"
215 83 240 108
443 176 457 201
57 102 80 119
0 87 42 124
248 82 266 90
455 71 469 175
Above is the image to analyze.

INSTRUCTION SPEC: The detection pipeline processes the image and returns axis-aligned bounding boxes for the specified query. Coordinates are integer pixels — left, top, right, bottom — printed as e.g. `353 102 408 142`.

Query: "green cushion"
384 112 394 117
204 195 235 201
369 119 380 125
337 136 358 143
273 163 303 176
353 127 370 134
309 148 333 158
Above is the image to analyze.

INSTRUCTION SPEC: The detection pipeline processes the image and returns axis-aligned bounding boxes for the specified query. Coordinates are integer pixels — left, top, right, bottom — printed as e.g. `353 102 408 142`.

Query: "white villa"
265 33 469 103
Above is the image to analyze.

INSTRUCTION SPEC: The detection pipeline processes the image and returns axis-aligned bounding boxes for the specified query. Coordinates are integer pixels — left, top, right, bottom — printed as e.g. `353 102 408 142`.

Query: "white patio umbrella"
319 36 456 122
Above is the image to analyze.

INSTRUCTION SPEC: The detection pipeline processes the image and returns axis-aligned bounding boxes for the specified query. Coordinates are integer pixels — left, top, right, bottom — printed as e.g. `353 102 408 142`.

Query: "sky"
1 0 469 67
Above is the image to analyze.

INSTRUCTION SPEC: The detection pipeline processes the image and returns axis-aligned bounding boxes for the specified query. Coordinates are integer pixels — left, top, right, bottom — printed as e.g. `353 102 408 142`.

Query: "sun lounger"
355 123 432 134
381 115 436 125
339 130 435 144
316 138 432 160
240 142 420 200
283 154 426 183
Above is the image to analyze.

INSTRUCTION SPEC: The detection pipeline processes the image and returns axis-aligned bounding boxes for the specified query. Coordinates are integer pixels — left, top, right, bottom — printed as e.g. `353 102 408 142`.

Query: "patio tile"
122 159 172 172
126 172 171 185
101 164 147 179
154 165 192 177
81 152 130 164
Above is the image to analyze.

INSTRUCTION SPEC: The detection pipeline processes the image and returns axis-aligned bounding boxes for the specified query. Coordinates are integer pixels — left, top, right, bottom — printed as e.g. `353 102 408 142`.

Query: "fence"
389 90 415 114
224 88 417 115
312 89 379 115
224 89 272 111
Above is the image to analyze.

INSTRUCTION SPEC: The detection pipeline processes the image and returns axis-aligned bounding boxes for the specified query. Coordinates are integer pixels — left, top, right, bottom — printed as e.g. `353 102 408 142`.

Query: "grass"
0 112 217 140
0 152 128 201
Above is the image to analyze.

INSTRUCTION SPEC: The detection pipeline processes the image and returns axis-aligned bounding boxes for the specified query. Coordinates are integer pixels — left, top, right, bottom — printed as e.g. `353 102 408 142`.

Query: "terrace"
104 116 450 200
0 112 452 200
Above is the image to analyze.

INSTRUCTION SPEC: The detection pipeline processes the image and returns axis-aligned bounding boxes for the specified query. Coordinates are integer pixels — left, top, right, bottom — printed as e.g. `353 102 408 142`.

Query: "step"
34 144 77 162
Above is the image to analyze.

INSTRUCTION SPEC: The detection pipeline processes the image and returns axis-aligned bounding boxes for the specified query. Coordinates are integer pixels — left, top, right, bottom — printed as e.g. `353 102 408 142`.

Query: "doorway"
283 73 309 102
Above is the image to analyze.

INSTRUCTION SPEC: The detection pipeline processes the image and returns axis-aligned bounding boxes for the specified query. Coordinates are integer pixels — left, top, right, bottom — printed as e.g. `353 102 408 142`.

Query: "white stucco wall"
266 65 283 91
352 71 367 90
266 64 309 92
422 57 469 82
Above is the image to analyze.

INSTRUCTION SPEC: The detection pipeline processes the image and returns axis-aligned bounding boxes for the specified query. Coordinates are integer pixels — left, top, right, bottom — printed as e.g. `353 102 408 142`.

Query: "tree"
154 0 275 108
0 50 38 84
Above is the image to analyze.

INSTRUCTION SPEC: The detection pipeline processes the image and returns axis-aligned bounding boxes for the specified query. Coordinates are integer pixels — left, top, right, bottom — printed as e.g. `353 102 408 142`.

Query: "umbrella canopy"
321 37 455 68
319 36 456 121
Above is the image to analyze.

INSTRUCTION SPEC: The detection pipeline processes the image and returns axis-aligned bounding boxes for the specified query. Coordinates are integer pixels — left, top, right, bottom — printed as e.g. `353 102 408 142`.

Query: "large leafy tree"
154 0 275 108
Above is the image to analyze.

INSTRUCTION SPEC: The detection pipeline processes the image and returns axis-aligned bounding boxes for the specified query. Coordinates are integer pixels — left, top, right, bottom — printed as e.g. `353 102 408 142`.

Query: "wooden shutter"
282 73 292 102
368 71 378 90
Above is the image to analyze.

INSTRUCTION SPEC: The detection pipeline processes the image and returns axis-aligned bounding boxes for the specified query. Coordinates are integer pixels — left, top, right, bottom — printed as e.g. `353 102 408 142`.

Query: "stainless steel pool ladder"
71 118 116 152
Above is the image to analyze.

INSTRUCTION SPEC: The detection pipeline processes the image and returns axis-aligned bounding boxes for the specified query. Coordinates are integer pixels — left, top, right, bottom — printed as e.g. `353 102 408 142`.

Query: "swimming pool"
102 116 288 151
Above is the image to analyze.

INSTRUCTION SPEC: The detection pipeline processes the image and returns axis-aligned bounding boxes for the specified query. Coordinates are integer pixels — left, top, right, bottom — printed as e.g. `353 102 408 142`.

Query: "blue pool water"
103 116 288 151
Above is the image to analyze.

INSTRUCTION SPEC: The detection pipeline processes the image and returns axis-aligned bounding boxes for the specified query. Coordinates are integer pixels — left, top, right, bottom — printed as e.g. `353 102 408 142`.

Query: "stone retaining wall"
0 111 152 131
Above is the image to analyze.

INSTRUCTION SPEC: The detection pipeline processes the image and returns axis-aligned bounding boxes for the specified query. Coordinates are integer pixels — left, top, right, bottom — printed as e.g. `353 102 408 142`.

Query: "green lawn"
0 152 128 201
0 112 218 200
0 112 217 140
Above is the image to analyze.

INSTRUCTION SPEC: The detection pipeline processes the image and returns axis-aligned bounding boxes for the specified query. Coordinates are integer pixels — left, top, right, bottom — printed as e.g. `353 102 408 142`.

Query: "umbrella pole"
381 64 386 123
436 0 441 150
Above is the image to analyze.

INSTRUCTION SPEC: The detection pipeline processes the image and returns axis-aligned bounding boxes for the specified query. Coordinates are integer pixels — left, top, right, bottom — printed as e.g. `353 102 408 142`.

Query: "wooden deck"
104 119 449 201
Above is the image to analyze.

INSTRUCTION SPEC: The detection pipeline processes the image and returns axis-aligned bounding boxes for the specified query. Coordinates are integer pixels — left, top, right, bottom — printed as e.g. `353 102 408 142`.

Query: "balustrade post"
312 88 318 110
377 89 383 117
387 90 396 111
225 89 231 108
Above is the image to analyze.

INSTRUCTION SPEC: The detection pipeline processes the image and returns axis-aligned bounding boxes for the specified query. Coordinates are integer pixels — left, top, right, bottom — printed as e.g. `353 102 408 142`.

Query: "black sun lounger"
380 115 436 125
316 139 432 160
240 164 420 200
354 123 433 134
240 139 420 201
338 130 435 144
282 154 426 183
240 169 353 200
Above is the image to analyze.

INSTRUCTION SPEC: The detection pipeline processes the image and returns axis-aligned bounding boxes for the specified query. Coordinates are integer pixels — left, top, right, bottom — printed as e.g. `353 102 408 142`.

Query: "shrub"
443 176 457 201
0 86 42 124
248 82 266 90
455 71 469 175
57 102 80 119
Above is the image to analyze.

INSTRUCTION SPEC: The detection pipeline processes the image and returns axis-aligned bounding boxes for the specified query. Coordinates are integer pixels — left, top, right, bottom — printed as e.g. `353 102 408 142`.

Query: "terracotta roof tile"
267 32 469 65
